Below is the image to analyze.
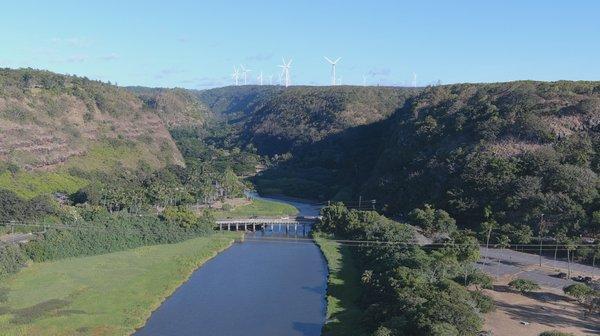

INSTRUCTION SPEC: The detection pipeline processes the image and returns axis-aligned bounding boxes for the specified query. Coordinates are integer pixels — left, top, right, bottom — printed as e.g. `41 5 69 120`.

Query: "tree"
553 228 568 267
563 283 594 304
563 283 599 315
448 231 481 285
0 189 27 221
564 238 577 277
508 279 540 295
408 204 457 237
318 203 349 235
512 224 533 252
480 208 498 265
160 206 198 228
495 235 511 278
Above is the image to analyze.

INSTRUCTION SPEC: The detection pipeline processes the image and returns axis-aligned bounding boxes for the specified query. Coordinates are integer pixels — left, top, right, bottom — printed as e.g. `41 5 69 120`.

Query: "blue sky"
1 1 599 88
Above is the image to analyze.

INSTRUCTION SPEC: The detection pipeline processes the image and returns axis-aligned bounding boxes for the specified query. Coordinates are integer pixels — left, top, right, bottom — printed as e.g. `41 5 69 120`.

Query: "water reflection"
135 194 327 336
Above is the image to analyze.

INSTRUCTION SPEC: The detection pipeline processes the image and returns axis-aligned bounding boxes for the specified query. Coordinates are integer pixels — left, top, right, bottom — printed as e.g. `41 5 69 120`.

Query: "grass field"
215 198 298 219
0 171 88 199
313 233 367 336
0 232 240 336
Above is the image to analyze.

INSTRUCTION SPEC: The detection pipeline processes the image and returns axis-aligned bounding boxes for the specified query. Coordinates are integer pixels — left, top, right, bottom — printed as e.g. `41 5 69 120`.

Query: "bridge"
215 217 318 233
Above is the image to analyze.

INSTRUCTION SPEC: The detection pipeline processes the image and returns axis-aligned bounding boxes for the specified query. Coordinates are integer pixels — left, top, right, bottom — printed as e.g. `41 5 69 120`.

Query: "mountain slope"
127 86 211 129
363 81 600 233
198 85 420 155
0 69 192 171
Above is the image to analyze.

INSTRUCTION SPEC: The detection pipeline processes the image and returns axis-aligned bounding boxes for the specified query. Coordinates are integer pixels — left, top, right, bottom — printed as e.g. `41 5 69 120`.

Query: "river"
134 193 326 336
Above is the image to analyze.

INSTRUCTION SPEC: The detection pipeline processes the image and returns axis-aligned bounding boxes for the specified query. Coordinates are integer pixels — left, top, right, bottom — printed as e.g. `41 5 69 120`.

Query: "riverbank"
313 233 368 336
0 232 240 336
215 197 298 219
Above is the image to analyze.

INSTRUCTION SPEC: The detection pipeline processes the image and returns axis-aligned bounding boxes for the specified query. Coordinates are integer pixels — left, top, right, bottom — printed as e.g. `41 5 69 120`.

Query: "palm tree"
495 235 511 278
480 210 498 265
565 238 577 278
554 229 567 268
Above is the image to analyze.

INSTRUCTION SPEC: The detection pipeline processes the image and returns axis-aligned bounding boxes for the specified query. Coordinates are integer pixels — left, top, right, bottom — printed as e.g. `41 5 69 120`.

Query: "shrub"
470 291 495 313
24 213 213 262
408 204 457 237
563 283 597 305
539 331 575 336
508 279 540 294
0 244 28 277
161 206 199 228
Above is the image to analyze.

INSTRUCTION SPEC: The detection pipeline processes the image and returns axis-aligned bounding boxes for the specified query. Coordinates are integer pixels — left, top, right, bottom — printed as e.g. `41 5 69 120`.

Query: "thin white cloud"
154 68 186 79
50 37 92 47
244 52 274 62
98 53 119 61
66 54 87 63
368 67 391 77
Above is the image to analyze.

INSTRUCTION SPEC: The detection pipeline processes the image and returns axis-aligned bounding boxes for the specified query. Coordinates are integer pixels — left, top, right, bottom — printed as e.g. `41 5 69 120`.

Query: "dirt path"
482 280 599 336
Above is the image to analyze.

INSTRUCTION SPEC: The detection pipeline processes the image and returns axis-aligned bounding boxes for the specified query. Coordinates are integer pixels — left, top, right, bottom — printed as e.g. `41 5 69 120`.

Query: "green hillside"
256 81 600 238
0 68 187 172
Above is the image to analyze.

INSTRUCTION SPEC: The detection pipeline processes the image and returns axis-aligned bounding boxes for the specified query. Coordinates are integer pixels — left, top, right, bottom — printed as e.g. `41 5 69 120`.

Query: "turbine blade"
324 56 333 63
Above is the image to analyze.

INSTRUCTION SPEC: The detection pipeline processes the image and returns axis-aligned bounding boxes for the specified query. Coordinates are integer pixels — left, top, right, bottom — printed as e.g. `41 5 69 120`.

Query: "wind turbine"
278 58 292 87
362 75 367 86
231 66 241 86
324 56 341 86
257 71 263 85
240 64 252 85
412 72 417 87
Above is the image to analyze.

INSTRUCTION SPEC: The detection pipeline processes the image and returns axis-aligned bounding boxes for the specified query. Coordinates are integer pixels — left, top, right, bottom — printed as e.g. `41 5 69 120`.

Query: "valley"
1 68 599 336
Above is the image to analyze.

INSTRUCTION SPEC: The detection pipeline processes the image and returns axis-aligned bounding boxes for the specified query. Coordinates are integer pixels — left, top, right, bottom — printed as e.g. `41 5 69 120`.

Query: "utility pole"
372 199 376 210
358 196 362 209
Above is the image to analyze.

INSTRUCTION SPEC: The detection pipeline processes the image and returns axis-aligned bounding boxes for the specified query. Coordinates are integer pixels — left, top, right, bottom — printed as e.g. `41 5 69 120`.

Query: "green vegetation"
215 198 298 219
0 171 87 199
63 141 163 173
313 233 367 336
539 331 576 336
0 233 239 336
24 209 215 262
0 68 190 171
314 203 488 336
407 204 457 237
563 283 599 315
508 278 541 294
0 245 28 277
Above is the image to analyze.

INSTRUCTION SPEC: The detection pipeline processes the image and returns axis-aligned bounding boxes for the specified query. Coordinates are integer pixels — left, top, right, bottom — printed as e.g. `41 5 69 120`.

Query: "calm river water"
134 193 326 336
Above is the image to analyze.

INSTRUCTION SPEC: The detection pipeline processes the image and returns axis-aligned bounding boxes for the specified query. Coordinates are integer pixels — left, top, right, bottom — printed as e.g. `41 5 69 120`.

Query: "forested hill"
197 85 420 155
0 68 211 172
127 86 211 129
258 81 600 236
365 81 600 233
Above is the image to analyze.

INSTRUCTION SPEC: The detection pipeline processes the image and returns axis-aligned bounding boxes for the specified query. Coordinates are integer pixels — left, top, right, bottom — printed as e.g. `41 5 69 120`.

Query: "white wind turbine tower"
257 71 264 85
412 72 417 87
362 75 367 86
231 66 241 86
324 56 341 86
240 64 252 85
278 58 292 87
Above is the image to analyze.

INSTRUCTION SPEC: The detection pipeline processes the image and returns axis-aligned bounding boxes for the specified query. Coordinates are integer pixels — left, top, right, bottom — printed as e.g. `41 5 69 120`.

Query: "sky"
1 0 599 89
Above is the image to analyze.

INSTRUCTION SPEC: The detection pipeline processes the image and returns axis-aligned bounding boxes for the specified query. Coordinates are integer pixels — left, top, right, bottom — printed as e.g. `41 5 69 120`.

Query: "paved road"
477 247 599 289
0 233 33 244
